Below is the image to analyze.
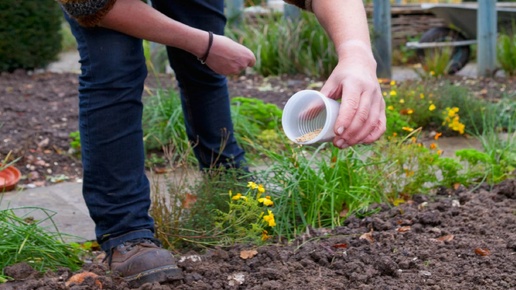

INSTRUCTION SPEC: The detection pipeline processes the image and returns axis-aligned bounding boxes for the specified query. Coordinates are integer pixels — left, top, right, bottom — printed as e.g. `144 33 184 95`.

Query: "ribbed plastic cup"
282 90 340 144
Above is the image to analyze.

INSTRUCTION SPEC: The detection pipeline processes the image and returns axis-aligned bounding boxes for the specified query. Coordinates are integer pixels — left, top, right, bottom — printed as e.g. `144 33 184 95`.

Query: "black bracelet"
198 31 213 64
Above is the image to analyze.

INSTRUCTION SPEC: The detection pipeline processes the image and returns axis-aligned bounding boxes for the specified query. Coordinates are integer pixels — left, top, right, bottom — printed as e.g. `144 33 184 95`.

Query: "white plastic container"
282 90 340 144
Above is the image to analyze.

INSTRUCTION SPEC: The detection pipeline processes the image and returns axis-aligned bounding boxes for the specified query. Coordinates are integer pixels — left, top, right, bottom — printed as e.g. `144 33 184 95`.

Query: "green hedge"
0 0 63 72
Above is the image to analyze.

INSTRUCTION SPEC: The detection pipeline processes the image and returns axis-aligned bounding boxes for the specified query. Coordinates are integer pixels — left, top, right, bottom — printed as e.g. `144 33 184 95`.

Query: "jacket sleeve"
283 0 313 12
57 0 117 27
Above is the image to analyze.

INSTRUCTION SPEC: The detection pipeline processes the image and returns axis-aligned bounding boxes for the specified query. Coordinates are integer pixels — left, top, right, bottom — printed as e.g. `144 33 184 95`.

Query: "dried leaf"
240 249 258 260
66 272 102 288
152 167 169 174
182 193 197 209
332 243 348 249
437 234 454 242
359 230 374 243
397 226 411 233
474 248 491 256
339 203 349 218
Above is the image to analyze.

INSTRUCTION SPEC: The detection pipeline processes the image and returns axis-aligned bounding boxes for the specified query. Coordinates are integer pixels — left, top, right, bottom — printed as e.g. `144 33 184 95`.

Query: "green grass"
0 207 83 282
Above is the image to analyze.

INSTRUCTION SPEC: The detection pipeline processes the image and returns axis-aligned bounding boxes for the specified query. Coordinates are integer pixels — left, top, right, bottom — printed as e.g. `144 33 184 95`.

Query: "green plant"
142 88 196 164
420 46 453 77
212 181 276 245
0 0 63 72
69 131 81 155
0 207 83 282
497 33 516 76
226 12 337 78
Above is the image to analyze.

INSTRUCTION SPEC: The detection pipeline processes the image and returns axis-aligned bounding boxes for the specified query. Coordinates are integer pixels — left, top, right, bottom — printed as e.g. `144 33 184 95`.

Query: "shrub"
0 0 63 72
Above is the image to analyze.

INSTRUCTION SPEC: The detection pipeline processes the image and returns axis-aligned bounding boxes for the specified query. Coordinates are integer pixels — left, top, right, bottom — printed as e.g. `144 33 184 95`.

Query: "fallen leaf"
182 193 197 209
66 272 102 289
240 249 258 259
153 167 169 174
359 229 374 243
397 226 411 233
474 248 491 256
437 234 454 242
332 243 348 249
227 272 246 286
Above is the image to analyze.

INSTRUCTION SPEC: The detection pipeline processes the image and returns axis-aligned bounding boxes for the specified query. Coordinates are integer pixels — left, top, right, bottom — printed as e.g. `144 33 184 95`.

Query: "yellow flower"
390 90 397 97
390 80 396 86
258 196 274 206
420 93 425 99
231 193 245 200
407 109 414 115
382 91 387 97
402 126 413 132
261 230 271 241
263 210 276 227
429 104 436 111
434 132 442 140
399 98 405 104
387 105 394 111
404 169 415 177
430 71 435 76
257 184 265 194
437 150 443 155
411 136 417 143
247 181 258 190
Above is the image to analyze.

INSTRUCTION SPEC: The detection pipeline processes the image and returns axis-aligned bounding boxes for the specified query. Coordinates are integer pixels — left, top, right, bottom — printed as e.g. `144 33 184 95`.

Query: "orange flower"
434 132 442 140
429 143 437 150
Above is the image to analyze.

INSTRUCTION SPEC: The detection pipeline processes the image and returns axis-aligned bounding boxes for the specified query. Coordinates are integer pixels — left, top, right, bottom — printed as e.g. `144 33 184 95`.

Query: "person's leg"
151 0 247 171
64 13 155 251
64 11 182 286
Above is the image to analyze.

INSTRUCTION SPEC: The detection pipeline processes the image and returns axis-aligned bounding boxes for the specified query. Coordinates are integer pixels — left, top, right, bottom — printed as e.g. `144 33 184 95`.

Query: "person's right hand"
205 35 256 75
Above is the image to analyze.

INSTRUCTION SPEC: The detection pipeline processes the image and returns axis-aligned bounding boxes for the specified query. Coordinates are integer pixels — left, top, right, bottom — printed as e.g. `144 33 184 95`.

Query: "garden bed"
0 70 515 289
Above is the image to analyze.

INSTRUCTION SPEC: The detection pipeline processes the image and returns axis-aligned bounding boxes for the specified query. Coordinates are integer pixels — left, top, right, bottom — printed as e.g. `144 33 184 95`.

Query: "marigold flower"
437 150 443 155
407 109 414 115
247 181 258 190
420 93 425 99
258 196 274 206
390 80 396 86
257 184 265 194
261 230 271 241
429 104 436 111
402 126 413 132
263 210 276 227
231 193 244 200
387 105 394 111
434 132 442 140
390 90 397 97
399 98 405 104
429 143 437 150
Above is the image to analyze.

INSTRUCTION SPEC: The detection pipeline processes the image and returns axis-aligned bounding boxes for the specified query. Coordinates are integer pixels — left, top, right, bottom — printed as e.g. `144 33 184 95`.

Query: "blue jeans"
64 0 246 252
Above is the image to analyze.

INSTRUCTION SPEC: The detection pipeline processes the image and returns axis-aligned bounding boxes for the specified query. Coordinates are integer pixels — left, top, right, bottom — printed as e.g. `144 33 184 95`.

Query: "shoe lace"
103 237 162 266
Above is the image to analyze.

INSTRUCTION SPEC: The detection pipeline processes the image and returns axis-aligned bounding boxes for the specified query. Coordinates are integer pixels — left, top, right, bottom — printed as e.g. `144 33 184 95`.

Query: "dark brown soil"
2 179 515 289
1 70 516 289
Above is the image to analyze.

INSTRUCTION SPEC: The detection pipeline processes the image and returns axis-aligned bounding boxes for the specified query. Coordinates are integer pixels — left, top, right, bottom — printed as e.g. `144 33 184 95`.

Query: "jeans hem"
100 229 155 252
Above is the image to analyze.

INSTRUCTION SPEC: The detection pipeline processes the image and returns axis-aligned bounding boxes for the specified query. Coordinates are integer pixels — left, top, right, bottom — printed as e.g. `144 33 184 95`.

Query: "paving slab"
1 181 94 242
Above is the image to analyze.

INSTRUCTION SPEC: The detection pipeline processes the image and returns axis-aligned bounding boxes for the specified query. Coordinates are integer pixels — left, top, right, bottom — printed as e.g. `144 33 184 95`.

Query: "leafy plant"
0 0 63 72
226 12 337 78
497 33 516 76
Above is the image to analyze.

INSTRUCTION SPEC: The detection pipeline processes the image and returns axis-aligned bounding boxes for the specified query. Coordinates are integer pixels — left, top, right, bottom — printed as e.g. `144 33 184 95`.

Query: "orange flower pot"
0 165 21 192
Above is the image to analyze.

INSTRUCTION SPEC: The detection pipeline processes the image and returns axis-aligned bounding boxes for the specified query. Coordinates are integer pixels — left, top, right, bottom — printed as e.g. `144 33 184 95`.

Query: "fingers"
207 36 256 75
332 81 385 148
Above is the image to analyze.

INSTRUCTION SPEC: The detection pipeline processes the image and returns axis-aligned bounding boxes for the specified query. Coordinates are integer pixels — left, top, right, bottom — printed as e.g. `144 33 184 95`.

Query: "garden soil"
1 71 515 289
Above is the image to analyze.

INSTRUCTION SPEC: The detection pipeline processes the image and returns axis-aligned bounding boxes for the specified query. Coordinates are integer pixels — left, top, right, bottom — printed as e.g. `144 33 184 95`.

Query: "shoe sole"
124 264 183 287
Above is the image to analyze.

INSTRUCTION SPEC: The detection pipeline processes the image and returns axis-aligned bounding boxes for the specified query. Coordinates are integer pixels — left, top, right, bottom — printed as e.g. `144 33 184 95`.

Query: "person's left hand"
320 49 386 149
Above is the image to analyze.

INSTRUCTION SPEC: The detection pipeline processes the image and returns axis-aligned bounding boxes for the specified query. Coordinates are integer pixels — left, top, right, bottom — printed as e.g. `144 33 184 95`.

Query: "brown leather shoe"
107 238 183 287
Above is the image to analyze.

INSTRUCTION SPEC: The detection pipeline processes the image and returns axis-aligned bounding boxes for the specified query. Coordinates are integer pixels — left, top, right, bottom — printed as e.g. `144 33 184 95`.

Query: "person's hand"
205 35 256 75
321 48 386 149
